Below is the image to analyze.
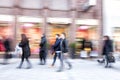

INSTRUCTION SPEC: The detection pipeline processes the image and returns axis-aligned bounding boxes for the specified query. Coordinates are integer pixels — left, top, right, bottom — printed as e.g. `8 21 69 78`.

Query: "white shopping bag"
13 44 22 57
80 50 88 58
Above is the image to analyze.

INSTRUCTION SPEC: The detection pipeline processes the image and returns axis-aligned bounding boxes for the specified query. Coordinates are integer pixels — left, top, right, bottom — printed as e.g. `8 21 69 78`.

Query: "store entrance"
18 23 42 54
76 25 99 58
47 23 69 45
0 23 13 53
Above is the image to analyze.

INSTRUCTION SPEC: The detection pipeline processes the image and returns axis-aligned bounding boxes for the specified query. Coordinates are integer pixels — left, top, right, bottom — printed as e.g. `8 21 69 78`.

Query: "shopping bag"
107 53 115 63
80 50 88 58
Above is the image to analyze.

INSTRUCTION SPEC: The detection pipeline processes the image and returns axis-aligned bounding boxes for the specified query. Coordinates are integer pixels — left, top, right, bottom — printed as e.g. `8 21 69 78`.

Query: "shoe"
48 64 55 68
43 63 46 65
38 63 44 65
105 66 108 68
2 62 9 65
26 66 32 69
97 60 100 62
108 65 113 68
68 66 72 70
51 64 54 66
97 60 104 63
16 66 22 69
56 69 63 72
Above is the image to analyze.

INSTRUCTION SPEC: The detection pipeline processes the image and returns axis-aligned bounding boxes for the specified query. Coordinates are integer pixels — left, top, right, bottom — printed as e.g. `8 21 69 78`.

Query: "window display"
19 23 42 54
47 23 69 45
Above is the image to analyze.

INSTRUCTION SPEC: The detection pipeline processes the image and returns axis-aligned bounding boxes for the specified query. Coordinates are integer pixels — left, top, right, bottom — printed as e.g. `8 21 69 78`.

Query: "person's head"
56 34 60 38
103 36 110 40
60 32 66 39
21 34 27 41
41 33 45 37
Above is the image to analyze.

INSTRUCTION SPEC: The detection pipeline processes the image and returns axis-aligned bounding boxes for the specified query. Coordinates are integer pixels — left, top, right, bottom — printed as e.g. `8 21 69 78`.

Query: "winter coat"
3 39 11 52
61 39 68 53
102 40 113 55
53 38 61 51
19 40 31 58
39 36 47 52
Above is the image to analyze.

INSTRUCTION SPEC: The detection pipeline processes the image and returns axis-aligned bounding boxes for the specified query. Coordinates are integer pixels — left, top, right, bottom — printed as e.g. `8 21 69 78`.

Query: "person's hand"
51 52 55 55
52 53 55 56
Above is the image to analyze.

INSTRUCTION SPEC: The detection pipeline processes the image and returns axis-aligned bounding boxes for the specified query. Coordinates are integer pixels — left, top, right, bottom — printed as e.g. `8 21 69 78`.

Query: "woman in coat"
39 34 47 65
17 34 32 69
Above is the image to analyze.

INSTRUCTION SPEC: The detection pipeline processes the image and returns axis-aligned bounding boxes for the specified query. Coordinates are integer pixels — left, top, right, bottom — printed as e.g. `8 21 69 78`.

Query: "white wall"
0 0 14 7
21 0 43 9
49 0 69 10
103 0 120 37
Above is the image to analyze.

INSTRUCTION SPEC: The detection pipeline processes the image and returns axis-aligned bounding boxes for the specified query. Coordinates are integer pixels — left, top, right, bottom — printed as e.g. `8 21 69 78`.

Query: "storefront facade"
0 0 103 58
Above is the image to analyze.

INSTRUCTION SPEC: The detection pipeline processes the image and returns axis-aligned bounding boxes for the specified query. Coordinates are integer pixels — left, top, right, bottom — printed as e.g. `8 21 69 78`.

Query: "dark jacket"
39 36 47 52
53 38 61 51
102 40 113 55
61 39 68 53
19 40 31 58
4 39 11 52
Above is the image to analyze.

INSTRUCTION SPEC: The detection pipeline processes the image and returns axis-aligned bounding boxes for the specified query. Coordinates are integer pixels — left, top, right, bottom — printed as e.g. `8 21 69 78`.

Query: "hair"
61 32 66 37
104 35 110 40
21 34 28 41
56 34 60 37
42 33 46 37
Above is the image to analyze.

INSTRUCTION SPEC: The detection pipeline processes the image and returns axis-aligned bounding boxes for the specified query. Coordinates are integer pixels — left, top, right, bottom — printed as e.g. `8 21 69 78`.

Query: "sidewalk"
0 59 120 80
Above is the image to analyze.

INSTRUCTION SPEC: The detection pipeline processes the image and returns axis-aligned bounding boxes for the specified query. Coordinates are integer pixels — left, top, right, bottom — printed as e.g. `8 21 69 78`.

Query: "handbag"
107 53 115 63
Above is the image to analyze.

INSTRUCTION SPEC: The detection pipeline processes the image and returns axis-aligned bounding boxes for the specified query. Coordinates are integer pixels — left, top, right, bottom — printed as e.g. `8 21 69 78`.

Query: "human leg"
26 57 32 69
17 55 24 68
52 53 57 66
57 52 64 72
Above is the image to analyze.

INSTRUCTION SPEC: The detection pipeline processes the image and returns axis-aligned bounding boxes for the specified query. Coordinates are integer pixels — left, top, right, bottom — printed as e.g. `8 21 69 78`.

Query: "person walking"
57 33 72 72
51 34 62 67
17 34 32 69
39 34 47 65
3 36 12 64
98 36 114 68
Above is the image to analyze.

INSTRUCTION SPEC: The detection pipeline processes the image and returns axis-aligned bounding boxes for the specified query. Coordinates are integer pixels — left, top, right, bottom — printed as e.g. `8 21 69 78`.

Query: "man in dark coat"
98 36 113 68
3 37 12 64
102 36 113 67
39 34 47 65
51 34 63 67
102 37 113 55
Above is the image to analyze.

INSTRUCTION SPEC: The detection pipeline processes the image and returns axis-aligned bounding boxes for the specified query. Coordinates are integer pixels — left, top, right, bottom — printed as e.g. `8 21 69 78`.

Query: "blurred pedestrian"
57 33 72 72
98 36 114 68
39 34 47 65
3 36 12 64
17 34 32 69
51 34 63 67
